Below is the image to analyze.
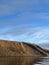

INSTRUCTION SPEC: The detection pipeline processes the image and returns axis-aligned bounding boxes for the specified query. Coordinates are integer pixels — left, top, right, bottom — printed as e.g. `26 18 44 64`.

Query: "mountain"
38 43 49 49
0 40 49 57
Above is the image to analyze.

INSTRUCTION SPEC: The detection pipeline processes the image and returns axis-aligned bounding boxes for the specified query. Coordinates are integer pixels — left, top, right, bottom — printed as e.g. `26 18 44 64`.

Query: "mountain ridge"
0 40 49 57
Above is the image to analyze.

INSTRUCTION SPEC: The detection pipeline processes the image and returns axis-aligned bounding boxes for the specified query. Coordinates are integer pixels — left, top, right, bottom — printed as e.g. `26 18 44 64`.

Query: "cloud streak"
0 26 49 43
27 27 49 43
0 0 49 43
0 0 49 16
0 26 40 35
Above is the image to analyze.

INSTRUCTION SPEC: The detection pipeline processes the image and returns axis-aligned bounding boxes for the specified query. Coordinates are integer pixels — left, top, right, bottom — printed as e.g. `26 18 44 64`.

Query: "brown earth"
0 40 48 57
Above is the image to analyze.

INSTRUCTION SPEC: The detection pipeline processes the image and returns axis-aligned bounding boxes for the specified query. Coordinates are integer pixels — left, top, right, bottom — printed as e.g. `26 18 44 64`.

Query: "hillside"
0 40 48 57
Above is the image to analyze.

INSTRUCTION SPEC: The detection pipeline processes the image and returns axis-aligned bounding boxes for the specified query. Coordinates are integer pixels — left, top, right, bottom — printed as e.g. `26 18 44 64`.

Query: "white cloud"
0 26 49 43
0 0 49 43
0 25 39 35
27 27 49 43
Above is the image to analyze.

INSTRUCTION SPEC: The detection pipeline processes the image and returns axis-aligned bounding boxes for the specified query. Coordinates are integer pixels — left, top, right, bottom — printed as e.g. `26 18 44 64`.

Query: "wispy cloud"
0 0 38 16
0 25 40 35
0 0 49 43
27 27 49 43
0 0 49 16
0 0 49 28
0 26 49 43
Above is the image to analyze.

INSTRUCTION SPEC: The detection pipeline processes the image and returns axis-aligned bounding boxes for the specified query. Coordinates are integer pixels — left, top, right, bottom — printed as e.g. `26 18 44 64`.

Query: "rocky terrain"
0 40 48 57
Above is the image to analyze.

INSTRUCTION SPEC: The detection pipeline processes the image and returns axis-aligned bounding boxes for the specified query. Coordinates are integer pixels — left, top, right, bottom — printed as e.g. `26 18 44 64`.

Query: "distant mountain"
38 43 49 49
0 40 49 57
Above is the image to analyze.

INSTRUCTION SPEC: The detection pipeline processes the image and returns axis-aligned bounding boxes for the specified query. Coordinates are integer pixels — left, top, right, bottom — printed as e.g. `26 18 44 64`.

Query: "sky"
0 0 49 43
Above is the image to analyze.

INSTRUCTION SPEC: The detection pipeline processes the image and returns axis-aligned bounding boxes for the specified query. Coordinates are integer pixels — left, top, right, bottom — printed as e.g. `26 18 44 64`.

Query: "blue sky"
0 0 49 43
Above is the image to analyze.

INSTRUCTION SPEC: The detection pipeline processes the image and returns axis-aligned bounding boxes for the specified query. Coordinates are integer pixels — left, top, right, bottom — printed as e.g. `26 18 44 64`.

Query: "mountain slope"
0 40 48 56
